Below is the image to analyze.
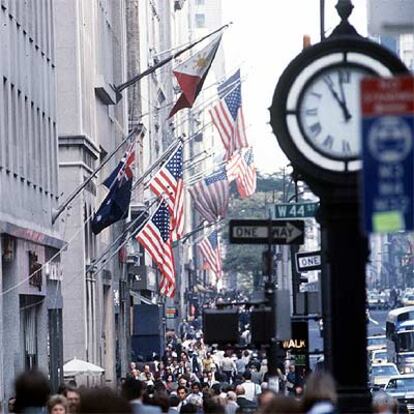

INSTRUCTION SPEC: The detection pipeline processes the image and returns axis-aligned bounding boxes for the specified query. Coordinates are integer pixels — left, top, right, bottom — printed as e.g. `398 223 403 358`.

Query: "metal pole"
52 125 144 224
290 177 300 316
320 0 326 40
115 23 232 94
318 195 371 412
266 216 279 391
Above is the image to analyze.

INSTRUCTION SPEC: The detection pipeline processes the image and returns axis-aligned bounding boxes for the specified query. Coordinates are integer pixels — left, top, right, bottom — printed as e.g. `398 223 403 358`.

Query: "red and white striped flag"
226 147 256 198
209 70 248 159
136 201 176 297
199 230 222 279
149 145 184 240
188 169 229 223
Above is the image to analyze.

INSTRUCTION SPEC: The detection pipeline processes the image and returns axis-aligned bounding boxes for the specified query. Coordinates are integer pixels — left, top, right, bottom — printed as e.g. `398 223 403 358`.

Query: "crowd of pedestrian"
5 322 404 414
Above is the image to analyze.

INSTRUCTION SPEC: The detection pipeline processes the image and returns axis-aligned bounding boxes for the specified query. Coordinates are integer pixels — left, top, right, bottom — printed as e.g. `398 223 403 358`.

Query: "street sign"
166 307 177 319
270 202 319 220
295 251 321 273
229 219 304 245
361 76 414 233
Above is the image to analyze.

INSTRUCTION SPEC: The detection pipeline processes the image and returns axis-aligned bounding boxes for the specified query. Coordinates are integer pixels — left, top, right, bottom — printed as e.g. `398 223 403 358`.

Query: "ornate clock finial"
330 0 359 38
335 0 354 22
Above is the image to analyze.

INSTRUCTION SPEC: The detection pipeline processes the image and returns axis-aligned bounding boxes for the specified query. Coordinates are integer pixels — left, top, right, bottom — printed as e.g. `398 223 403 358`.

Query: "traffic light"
262 249 274 276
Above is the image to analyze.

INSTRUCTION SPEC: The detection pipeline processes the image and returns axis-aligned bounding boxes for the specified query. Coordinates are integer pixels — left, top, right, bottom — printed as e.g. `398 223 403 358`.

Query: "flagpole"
52 124 145 224
86 197 161 273
178 219 225 245
131 139 182 191
114 23 232 96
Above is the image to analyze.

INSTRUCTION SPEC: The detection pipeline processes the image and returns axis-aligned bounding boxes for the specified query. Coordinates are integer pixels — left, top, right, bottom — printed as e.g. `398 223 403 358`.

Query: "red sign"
361 76 414 116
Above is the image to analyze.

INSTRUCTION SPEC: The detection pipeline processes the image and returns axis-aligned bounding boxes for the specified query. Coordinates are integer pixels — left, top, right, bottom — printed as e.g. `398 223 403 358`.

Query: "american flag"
136 201 175 297
226 149 243 183
189 169 229 223
236 147 256 198
199 230 222 279
209 70 249 159
149 145 184 239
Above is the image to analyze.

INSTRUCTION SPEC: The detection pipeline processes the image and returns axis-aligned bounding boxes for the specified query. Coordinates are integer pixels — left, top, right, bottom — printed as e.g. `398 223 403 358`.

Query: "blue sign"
361 77 414 233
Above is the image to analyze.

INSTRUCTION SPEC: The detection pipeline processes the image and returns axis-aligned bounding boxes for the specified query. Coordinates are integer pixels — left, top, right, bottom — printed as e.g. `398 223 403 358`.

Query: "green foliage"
222 172 288 292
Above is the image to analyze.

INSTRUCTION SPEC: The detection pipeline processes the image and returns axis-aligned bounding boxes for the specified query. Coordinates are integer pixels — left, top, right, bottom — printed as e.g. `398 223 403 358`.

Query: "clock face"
270 37 408 184
297 64 374 161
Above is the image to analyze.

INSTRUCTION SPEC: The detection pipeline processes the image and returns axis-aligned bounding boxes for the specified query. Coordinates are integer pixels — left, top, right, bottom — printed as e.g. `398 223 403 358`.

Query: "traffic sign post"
269 202 319 220
296 251 321 273
229 219 304 245
361 76 414 233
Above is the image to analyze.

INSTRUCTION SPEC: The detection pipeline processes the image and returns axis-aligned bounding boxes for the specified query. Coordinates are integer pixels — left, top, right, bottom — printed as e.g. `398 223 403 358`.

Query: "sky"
220 0 368 173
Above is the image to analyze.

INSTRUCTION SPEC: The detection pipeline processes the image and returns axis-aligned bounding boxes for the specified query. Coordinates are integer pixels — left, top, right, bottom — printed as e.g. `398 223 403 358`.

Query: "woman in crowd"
47 396 68 414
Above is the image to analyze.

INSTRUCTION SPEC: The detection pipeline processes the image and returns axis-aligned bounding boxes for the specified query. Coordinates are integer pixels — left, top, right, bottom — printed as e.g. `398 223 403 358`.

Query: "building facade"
55 0 129 385
0 0 64 402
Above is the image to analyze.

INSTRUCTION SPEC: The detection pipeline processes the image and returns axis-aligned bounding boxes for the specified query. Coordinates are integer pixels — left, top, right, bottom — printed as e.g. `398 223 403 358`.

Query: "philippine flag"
169 35 222 118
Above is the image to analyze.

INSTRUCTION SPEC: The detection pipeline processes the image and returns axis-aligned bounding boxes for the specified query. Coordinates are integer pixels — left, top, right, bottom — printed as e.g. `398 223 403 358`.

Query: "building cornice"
58 135 100 159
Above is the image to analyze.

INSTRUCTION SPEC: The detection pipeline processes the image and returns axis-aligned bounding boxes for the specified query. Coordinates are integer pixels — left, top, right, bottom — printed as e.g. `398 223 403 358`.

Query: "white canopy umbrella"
63 358 105 377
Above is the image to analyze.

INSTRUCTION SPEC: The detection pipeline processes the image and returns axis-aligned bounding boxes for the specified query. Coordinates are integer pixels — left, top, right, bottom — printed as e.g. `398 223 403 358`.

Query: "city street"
0 0 413 414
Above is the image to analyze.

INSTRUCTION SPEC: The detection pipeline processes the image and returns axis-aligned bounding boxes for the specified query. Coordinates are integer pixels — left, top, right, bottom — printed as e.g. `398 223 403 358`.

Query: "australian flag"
91 143 135 234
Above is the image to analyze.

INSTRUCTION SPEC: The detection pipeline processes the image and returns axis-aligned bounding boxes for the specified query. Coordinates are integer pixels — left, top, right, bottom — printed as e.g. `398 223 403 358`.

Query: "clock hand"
338 74 352 121
323 77 352 122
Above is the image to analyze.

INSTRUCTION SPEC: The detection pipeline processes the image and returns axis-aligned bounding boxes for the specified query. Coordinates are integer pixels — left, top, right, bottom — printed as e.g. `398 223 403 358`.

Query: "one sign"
296 251 321 272
270 202 319 219
361 76 414 233
229 219 304 245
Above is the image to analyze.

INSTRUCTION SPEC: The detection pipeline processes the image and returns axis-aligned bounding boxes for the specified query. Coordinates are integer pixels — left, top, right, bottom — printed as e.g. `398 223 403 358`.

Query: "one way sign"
296 251 321 272
229 219 304 245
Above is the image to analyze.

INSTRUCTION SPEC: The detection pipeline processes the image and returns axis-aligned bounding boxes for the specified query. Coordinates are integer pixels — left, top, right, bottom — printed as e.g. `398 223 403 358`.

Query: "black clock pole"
269 0 409 412
319 2 370 411
313 182 371 412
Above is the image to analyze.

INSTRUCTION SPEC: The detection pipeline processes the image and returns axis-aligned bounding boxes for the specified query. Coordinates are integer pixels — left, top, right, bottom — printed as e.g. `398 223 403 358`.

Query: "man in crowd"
241 371 261 402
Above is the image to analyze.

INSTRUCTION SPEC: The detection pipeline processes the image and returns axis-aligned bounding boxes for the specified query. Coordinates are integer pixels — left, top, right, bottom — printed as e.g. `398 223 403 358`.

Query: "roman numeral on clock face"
342 140 351 154
322 135 334 150
309 122 321 137
305 108 318 116
338 69 351 84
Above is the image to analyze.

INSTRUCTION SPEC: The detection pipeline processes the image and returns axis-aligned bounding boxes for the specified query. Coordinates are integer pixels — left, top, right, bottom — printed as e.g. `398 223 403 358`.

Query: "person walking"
221 354 236 383
47 396 68 414
301 372 337 414
241 371 261 402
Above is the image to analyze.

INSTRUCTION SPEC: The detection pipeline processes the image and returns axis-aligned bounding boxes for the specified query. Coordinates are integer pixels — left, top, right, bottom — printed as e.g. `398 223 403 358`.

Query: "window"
195 13 205 28
195 0 205 5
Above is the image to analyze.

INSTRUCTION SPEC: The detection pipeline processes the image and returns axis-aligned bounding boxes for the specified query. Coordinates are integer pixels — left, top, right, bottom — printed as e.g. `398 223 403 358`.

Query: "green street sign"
270 202 319 220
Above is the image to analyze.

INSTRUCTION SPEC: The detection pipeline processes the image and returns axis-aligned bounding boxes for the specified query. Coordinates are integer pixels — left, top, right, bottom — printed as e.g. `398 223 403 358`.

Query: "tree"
222 171 289 292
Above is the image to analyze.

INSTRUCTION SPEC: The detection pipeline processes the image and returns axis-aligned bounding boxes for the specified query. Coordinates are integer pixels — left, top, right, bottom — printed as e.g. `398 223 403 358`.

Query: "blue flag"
91 145 135 234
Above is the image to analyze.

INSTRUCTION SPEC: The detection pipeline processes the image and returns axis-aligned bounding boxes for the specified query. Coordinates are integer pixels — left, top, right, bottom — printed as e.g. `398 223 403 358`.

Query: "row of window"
0 77 58 196
1 8 56 123
1 0 55 62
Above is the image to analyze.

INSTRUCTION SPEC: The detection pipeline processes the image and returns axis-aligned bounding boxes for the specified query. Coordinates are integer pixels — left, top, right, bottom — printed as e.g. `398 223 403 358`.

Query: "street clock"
268 2 409 411
270 37 408 184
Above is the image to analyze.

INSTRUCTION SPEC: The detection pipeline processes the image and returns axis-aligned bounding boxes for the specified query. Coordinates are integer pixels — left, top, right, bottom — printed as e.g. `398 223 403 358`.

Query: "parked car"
370 363 400 389
384 374 414 412
368 290 389 310
368 335 387 352
371 349 389 364
402 294 414 307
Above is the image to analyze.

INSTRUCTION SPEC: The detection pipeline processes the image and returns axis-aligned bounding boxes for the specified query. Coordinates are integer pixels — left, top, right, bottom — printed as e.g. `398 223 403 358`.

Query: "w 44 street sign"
270 202 319 220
